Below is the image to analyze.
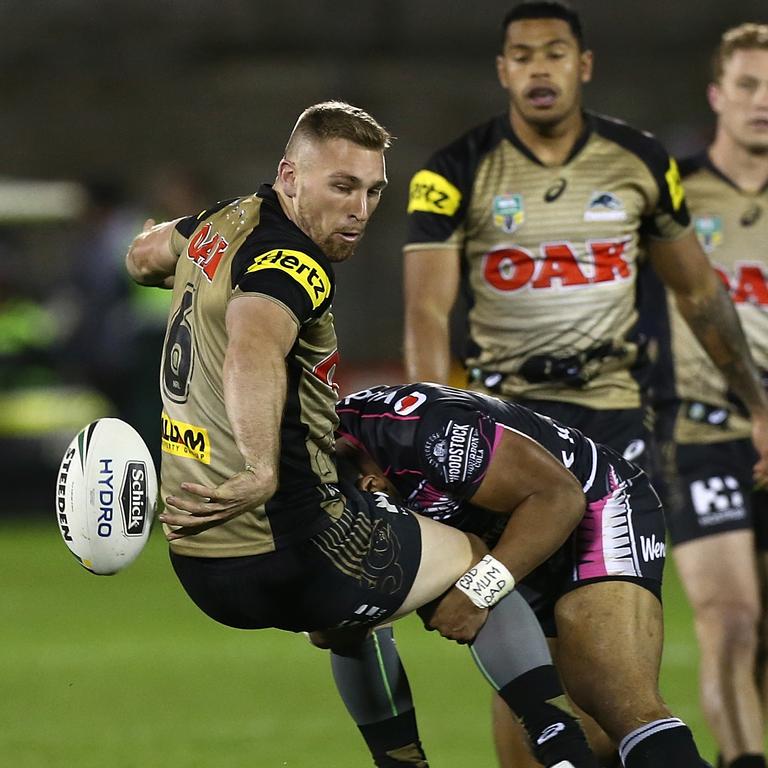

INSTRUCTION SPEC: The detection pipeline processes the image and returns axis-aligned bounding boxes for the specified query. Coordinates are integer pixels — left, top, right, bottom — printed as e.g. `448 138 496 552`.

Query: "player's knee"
567 680 667 740
308 626 370 654
696 599 760 657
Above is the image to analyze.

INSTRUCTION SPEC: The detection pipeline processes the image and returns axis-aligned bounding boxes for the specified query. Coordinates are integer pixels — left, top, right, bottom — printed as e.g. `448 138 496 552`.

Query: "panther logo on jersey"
584 191 626 222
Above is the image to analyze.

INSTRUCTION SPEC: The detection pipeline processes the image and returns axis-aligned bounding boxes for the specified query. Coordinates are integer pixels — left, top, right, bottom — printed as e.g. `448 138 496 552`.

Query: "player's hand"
752 412 768 487
418 586 488 644
160 470 271 540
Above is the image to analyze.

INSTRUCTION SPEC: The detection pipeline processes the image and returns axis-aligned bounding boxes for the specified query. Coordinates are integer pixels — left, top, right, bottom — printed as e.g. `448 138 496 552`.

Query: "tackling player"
402 2 768 764
650 24 768 768
125 101 599 767
333 382 712 768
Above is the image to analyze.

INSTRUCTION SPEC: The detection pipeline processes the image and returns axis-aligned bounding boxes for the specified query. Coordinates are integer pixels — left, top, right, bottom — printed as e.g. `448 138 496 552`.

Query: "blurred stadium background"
2 0 766 764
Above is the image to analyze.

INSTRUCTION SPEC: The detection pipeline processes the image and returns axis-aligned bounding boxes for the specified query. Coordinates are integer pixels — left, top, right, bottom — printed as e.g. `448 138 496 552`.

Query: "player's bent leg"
757 549 768 723
491 665 620 768
674 531 765 765
328 625 428 768
554 580 711 767
390 512 481 619
470 592 600 767
492 694 541 768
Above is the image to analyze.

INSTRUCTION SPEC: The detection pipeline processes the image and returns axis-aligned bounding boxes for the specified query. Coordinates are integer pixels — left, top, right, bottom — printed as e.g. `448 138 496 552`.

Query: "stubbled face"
281 137 387 262
710 48 768 153
496 17 592 129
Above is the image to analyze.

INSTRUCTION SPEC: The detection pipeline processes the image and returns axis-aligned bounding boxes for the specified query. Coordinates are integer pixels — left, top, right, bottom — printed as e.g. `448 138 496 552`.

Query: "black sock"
331 627 427 766
358 710 428 767
619 718 711 767
498 665 600 767
728 756 767 768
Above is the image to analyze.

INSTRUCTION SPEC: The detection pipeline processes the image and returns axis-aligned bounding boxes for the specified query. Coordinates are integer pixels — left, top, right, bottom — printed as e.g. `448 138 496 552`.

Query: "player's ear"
277 158 297 198
707 82 722 115
579 49 593 84
357 473 389 493
496 54 510 90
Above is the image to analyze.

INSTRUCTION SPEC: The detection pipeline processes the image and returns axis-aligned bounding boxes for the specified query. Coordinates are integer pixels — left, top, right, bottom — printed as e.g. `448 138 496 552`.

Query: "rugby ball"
55 418 157 575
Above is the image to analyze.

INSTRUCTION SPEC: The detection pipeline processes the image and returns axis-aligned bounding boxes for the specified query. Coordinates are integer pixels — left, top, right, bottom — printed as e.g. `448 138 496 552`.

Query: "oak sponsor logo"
483 238 633 293
715 261 768 307
120 462 149 536
407 170 461 216
161 413 211 464
246 249 331 309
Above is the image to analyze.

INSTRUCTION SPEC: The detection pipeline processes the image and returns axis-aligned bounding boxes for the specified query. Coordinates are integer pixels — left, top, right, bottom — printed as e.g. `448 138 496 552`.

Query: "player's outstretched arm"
403 246 460 383
125 217 182 287
160 296 296 539
650 231 768 482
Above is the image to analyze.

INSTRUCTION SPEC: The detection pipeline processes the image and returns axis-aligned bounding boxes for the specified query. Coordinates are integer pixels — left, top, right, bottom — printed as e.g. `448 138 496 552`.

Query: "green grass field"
2 518 712 767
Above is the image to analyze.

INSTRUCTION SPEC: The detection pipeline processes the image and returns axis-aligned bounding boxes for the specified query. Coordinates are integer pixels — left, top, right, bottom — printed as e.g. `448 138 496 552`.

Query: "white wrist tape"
455 554 516 609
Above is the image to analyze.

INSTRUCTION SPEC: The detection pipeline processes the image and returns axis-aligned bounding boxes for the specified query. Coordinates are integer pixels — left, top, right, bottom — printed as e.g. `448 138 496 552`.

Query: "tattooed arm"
650 230 768 481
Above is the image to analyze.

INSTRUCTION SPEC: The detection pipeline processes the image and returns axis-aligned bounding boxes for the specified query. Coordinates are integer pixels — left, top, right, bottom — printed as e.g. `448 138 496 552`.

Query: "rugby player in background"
649 24 768 768
401 2 768 766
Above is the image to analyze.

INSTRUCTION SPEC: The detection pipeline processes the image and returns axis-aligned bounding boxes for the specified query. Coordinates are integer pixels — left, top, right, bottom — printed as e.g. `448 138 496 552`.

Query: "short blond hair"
285 101 392 157
712 23 768 82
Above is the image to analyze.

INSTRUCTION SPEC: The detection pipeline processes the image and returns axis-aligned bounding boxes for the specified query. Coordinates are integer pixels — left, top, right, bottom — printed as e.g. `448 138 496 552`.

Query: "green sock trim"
469 644 501 691
372 630 399 717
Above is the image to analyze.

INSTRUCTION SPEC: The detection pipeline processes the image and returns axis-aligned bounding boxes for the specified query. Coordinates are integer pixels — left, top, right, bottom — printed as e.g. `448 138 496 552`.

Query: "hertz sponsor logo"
246 249 330 309
665 157 685 211
407 170 461 216
161 413 210 464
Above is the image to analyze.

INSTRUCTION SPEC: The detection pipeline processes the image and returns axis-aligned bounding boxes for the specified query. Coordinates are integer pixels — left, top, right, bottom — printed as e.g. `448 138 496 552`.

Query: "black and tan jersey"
336 382 599 527
405 111 690 409
663 153 768 444
160 184 343 557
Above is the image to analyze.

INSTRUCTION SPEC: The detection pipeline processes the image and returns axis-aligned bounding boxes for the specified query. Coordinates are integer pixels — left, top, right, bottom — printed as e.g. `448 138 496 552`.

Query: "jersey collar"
702 151 768 196
500 111 593 167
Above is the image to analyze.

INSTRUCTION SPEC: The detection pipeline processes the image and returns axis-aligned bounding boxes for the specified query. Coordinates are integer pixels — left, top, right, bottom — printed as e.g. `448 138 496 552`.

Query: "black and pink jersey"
336 383 599 525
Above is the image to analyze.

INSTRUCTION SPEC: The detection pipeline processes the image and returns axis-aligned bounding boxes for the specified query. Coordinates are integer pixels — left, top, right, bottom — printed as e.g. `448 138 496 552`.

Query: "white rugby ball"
55 418 157 575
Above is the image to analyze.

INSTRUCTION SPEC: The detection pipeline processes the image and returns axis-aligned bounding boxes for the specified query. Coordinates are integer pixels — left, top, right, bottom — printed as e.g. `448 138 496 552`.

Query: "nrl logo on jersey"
584 191 627 222
493 194 524 233
694 215 722 253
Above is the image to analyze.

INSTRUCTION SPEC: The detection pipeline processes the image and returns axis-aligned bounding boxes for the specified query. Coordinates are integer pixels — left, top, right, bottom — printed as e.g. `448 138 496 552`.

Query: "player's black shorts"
170 483 423 633
664 437 768 549
513 446 664 636
516 398 651 471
